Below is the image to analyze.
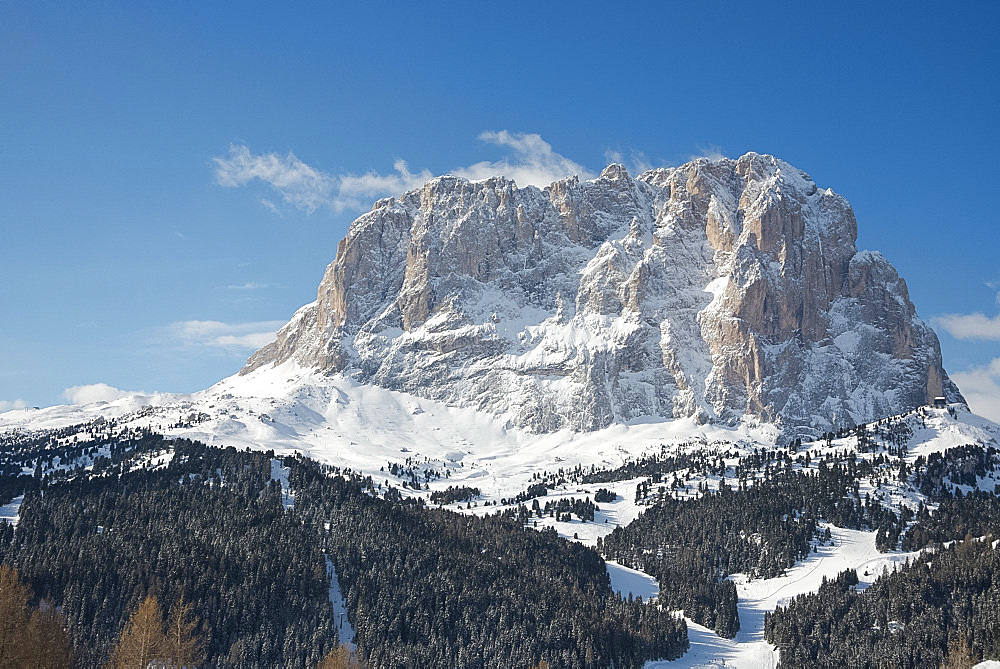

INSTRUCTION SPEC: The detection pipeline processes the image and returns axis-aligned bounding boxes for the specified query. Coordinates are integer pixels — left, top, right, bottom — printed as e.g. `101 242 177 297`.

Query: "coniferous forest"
0 413 998 667
0 429 686 667
765 539 1000 668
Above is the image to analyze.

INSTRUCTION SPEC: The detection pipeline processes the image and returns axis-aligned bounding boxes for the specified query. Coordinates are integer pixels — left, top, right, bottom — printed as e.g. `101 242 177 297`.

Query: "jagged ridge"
243 152 963 435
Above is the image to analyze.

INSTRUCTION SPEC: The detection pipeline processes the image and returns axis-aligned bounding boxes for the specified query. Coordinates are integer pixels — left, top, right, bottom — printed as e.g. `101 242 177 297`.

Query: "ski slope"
644 527 923 668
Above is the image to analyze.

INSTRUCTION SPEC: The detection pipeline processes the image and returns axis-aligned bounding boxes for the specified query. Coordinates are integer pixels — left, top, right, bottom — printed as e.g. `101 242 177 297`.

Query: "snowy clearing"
270 458 295 510
645 526 923 668
326 556 356 653
0 495 23 527
606 561 659 601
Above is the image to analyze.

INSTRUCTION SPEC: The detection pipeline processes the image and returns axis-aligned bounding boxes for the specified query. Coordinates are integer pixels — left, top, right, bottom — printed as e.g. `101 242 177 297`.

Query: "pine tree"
107 595 168 669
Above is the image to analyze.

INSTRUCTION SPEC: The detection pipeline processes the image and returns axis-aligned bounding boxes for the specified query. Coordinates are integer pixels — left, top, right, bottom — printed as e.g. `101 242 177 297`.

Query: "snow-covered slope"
0 360 778 492
3 361 997 669
2 360 993 511
241 153 962 436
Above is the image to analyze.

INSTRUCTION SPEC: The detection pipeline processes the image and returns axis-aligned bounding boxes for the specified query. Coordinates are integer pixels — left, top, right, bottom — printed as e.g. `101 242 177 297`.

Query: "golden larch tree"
0 564 31 666
315 645 366 669
107 595 169 669
164 595 206 667
24 600 73 669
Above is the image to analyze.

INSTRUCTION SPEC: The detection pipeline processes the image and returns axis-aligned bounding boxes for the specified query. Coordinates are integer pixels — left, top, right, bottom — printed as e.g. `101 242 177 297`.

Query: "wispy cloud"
212 130 594 215
0 399 28 412
63 383 136 405
335 158 433 212
259 197 283 217
933 312 1000 341
690 144 727 161
951 358 1000 423
167 319 284 351
212 145 431 213
453 131 595 187
213 145 341 213
226 282 268 291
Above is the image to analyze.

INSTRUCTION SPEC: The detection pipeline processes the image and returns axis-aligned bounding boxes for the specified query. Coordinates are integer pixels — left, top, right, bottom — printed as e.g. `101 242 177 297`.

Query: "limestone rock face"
242 153 964 435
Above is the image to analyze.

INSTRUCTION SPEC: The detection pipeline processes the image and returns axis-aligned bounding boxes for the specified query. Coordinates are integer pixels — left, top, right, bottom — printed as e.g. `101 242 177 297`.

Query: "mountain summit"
242 153 963 435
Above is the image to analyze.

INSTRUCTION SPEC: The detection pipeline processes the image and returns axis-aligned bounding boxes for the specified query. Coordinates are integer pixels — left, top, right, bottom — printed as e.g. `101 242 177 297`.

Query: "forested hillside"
0 426 685 668
765 538 1000 667
0 408 998 667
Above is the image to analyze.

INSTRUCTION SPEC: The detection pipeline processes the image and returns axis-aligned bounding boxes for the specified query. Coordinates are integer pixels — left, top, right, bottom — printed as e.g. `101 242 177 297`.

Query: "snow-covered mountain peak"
241 152 962 437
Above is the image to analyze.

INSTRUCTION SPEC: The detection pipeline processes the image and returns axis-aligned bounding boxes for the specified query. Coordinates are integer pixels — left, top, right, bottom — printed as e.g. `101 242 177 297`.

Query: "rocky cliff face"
243 153 964 435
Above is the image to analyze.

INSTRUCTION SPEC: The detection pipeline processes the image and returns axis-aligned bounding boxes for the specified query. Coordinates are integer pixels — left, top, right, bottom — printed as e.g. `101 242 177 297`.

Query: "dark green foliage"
915 444 1000 497
428 485 480 505
541 496 597 522
600 463 901 637
506 482 548 505
0 427 688 668
291 458 688 668
1 410 994 668
903 491 1000 550
0 440 336 667
765 541 1000 667
593 488 617 503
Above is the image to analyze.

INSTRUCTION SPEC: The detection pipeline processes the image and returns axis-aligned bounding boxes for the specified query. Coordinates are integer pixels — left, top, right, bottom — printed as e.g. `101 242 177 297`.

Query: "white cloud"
213 144 339 213
978 282 1000 306
213 332 278 348
168 319 284 350
0 399 28 413
933 312 1000 341
213 144 430 214
336 159 433 212
63 383 134 405
454 131 596 187
259 197 283 217
226 282 268 291
212 130 595 214
951 358 1000 422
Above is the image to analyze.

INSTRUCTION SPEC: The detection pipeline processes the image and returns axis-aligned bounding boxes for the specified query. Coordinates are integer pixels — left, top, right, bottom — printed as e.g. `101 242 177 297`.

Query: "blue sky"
2 2 999 418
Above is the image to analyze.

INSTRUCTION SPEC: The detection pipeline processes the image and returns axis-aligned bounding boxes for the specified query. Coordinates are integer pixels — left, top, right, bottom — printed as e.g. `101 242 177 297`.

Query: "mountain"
1 153 995 669
242 152 963 436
